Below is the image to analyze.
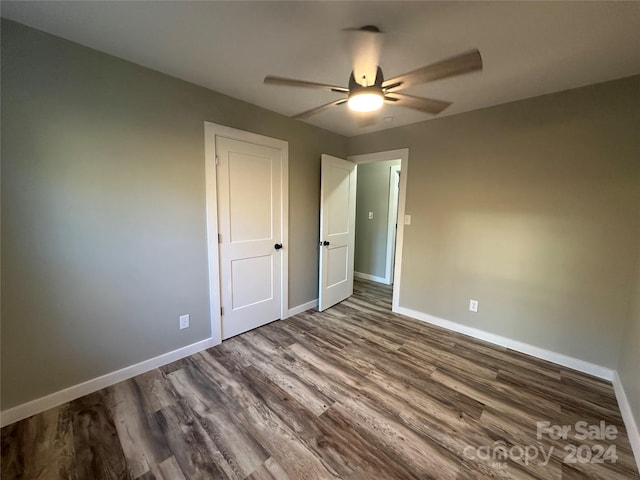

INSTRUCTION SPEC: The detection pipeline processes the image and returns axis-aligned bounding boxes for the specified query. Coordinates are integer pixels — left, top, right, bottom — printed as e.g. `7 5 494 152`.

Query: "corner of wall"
613 372 640 474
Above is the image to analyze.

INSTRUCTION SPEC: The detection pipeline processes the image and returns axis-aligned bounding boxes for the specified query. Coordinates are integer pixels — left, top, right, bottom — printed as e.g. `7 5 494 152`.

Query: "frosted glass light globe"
347 91 384 112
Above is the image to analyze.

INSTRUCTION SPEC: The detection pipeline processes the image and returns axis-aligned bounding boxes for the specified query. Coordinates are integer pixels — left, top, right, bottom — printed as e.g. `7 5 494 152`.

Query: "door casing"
204 122 289 345
386 164 401 285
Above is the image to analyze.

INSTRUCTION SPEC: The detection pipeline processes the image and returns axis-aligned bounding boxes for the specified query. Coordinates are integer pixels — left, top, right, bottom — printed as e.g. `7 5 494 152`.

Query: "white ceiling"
3 1 640 137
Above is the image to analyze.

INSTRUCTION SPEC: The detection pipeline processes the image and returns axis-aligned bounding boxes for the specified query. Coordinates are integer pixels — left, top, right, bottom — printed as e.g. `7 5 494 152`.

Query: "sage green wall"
348 76 640 368
354 159 400 279
618 222 640 425
1 20 347 409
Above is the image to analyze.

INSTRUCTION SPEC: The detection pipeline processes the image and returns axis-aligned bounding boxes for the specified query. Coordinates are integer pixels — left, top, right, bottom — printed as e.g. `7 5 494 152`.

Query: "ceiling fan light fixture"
347 90 384 112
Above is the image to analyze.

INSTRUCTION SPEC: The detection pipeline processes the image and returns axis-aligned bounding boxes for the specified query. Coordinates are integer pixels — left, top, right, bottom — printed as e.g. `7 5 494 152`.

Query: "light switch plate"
368 211 374 219
404 214 412 225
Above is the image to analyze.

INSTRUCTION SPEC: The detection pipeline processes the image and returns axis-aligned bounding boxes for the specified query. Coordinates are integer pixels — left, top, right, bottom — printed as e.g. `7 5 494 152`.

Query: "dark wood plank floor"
2 279 638 479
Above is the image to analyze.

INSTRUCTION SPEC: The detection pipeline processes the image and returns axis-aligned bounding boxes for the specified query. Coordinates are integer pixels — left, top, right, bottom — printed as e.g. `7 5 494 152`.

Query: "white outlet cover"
404 214 412 225
368 211 374 219
469 300 479 313
179 314 190 329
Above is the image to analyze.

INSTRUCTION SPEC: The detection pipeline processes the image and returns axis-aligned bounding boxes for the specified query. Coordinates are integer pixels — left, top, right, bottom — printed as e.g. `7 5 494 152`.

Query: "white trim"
354 271 387 284
394 306 615 380
287 299 318 317
204 122 289 338
392 153 408 312
349 148 408 165
280 144 289 322
0 337 217 428
348 148 409 312
204 123 222 345
385 165 401 285
613 372 640 473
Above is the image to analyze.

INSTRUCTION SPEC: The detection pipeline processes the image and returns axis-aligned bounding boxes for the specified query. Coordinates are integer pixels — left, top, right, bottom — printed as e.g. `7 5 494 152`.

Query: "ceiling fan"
264 26 483 122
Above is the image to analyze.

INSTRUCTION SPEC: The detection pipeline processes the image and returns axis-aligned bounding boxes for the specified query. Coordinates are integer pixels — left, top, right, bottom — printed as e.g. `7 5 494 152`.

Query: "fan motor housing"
349 66 384 92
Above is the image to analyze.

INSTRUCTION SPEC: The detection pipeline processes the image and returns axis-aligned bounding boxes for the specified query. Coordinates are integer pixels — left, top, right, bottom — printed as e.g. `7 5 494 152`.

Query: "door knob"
323 241 330 246
274 243 283 250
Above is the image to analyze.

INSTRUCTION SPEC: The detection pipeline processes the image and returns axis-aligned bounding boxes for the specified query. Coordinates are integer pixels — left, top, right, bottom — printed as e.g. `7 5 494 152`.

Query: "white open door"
318 154 357 311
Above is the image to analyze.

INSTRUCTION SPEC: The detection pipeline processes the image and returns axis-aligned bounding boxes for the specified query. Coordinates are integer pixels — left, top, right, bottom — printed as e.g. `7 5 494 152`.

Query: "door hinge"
215 155 219 166
220 306 224 317
218 233 222 243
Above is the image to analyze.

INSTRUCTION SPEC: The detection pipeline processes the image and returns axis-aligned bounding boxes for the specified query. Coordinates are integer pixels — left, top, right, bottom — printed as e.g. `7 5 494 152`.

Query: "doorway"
348 149 409 312
204 122 289 344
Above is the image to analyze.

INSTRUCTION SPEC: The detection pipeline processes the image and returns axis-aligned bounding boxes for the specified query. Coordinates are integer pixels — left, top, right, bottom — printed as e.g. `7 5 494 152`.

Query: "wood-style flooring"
2 279 638 479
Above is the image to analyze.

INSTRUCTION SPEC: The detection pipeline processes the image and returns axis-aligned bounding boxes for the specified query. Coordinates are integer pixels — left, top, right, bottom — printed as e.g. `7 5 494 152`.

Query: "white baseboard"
287 299 318 317
0 337 218 428
354 271 389 284
394 306 615 381
613 372 640 473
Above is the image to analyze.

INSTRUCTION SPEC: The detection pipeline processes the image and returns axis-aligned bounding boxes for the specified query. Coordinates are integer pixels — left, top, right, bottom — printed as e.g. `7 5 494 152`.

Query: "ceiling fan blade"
264 75 348 93
292 99 347 120
383 49 482 91
385 92 451 115
345 26 384 87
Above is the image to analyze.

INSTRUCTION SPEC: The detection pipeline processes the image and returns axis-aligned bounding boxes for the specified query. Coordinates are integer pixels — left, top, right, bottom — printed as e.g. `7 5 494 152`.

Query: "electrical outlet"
469 299 479 313
404 214 412 225
179 314 190 330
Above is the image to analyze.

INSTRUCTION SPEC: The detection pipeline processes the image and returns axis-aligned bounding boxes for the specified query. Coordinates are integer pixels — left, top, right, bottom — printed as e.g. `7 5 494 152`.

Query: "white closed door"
217 136 283 339
318 154 357 311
